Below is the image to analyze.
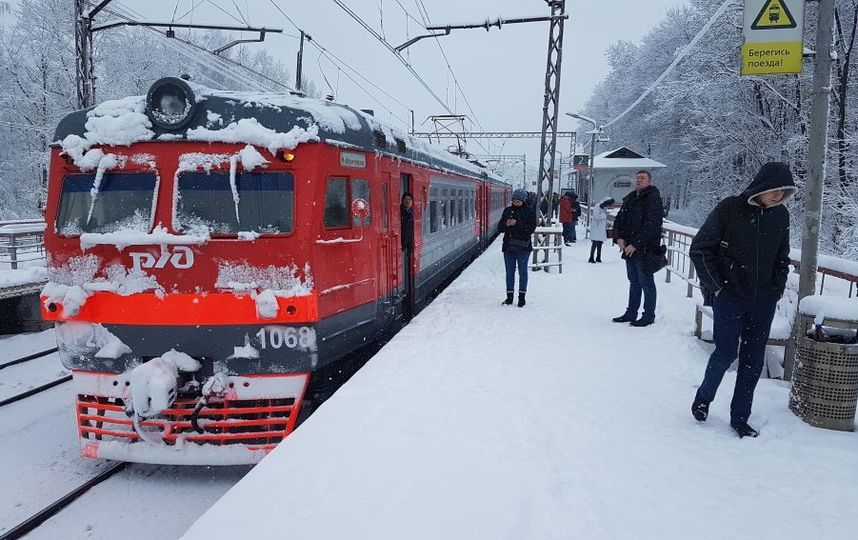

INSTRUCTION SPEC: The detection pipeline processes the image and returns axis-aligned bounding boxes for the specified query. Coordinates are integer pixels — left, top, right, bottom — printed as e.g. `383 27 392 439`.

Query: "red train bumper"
73 370 309 465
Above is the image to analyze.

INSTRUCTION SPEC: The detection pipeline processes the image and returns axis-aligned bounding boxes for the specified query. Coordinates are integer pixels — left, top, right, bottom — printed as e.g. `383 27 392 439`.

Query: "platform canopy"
593 147 667 170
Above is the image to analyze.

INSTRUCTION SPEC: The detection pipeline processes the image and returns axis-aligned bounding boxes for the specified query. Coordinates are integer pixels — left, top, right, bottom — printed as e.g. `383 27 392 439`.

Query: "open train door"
399 173 414 321
378 173 401 326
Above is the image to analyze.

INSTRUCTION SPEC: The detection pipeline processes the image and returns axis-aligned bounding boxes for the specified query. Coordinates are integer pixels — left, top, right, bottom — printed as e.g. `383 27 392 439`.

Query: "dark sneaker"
691 399 709 422
731 421 759 438
630 319 654 327
612 314 635 323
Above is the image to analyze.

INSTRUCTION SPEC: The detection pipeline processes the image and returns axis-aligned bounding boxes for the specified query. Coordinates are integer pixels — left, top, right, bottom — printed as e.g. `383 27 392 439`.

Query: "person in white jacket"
588 197 614 263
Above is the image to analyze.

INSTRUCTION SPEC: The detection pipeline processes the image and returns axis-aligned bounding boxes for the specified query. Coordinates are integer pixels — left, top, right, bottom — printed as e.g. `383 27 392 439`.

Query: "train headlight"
146 77 197 130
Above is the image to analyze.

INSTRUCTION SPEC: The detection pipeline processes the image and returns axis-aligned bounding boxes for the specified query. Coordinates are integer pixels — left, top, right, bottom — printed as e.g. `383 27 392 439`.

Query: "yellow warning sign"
742 0 805 75
742 41 803 75
751 0 797 30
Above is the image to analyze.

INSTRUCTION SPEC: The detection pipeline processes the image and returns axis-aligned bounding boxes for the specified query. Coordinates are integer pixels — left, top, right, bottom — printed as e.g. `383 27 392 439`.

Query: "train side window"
429 187 438 234
352 178 371 227
57 172 157 235
450 198 456 226
458 190 465 223
175 171 294 235
324 177 349 229
440 188 448 229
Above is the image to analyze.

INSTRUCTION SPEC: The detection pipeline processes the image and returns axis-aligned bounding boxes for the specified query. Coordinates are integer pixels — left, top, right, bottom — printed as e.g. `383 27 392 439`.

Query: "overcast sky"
115 0 685 165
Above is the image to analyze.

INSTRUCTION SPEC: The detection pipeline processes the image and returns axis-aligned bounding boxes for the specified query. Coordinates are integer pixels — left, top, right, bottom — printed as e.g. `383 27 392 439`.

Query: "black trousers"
589 241 603 261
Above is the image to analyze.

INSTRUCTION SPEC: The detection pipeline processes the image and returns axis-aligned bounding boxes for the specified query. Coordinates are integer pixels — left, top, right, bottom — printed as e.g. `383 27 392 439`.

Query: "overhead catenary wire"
105 1 294 93
329 0 456 116
411 0 494 154
266 0 414 129
601 0 737 129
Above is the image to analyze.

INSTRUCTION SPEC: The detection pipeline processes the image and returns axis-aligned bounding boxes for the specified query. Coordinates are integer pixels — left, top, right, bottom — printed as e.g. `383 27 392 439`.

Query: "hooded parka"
689 163 797 302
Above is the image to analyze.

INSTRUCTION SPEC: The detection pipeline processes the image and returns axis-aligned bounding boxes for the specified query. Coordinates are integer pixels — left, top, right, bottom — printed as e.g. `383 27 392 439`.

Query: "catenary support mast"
535 0 567 226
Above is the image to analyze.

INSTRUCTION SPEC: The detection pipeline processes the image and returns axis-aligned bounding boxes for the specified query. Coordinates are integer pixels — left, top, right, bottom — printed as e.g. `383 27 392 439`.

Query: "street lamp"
566 112 603 234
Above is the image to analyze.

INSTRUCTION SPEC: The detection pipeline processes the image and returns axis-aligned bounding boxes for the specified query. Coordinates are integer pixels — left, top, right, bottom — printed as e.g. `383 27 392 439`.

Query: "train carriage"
41 77 510 465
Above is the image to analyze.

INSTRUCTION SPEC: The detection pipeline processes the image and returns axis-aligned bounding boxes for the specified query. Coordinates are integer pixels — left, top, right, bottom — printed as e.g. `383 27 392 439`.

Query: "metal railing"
0 219 46 270
607 215 858 302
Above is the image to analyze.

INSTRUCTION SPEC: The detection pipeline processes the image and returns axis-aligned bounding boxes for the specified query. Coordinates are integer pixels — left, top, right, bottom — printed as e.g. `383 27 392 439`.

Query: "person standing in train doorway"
499 188 537 307
689 162 797 438
400 192 415 320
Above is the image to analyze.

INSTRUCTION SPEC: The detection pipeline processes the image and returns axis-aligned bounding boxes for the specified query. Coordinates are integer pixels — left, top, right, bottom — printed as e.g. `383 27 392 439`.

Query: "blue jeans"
562 223 577 242
695 290 777 423
504 251 530 292
624 256 657 321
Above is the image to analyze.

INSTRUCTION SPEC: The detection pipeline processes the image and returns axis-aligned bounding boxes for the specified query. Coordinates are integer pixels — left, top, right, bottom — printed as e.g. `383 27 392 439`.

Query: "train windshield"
175 171 294 235
56 173 157 235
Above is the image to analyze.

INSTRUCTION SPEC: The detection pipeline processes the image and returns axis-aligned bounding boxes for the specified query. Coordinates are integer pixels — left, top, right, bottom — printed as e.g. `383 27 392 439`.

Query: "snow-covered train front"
41 77 510 465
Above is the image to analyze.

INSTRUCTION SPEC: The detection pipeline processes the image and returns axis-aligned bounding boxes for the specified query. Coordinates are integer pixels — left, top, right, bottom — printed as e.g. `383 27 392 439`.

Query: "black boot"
502 292 514 306
588 258 596 263
517 292 526 307
731 420 759 438
612 313 635 323
691 398 709 422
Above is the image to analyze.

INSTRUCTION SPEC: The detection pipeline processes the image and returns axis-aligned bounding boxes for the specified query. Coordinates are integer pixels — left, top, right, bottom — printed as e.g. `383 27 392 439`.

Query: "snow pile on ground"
185 237 858 540
0 265 47 288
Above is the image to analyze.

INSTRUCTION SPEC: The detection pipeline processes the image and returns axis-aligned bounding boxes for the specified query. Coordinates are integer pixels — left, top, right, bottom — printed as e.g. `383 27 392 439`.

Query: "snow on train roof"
52 83 508 185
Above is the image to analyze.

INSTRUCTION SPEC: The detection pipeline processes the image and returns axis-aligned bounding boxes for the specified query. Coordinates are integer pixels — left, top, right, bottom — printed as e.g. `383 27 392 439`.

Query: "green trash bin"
788 297 858 432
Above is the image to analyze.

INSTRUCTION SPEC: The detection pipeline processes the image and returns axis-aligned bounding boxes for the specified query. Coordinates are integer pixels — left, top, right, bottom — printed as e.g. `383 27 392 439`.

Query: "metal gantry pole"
75 0 95 109
785 0 835 381
535 0 566 227
296 30 306 92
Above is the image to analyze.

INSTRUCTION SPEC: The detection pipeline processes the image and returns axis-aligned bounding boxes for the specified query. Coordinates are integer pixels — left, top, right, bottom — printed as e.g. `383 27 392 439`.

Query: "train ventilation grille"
76 395 300 447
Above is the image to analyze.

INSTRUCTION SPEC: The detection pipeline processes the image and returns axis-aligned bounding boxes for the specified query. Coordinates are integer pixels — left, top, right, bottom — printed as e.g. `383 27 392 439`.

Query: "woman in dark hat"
498 188 537 307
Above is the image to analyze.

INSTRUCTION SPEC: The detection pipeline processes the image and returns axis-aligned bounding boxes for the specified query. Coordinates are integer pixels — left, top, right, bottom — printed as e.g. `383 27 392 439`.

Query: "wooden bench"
694 303 789 347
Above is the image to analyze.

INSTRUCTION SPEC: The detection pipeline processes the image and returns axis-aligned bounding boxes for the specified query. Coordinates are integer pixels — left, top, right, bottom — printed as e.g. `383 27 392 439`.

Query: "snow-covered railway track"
0 373 72 407
0 347 59 371
0 462 129 540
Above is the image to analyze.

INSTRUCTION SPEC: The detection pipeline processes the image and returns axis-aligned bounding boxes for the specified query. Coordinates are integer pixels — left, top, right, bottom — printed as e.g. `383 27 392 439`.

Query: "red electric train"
41 77 510 464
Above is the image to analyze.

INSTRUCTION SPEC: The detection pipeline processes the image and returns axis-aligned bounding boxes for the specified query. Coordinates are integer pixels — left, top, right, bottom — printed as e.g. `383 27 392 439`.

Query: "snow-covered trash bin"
789 296 858 432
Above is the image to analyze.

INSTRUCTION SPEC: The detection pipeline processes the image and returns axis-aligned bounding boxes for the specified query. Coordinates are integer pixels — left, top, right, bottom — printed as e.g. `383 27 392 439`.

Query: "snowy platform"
184 237 858 540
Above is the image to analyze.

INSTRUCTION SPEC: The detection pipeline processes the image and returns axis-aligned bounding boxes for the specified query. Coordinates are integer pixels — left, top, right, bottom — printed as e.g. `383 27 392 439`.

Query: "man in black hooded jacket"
689 162 797 438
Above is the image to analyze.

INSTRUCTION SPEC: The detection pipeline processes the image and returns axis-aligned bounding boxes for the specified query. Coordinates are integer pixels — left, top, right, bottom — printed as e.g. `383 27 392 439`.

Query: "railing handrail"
611 217 858 286
0 219 46 271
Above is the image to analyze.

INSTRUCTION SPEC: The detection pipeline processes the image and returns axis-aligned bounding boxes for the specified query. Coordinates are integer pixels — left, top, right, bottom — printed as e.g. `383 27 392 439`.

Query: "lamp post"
566 112 602 234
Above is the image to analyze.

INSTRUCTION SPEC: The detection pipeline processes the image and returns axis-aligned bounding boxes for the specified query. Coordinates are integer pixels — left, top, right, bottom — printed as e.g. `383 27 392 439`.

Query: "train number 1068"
254 326 317 351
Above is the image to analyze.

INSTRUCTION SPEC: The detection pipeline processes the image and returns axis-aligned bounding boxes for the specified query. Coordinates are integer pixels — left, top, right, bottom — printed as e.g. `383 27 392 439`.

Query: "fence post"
9 234 17 270
687 260 695 298
665 231 674 284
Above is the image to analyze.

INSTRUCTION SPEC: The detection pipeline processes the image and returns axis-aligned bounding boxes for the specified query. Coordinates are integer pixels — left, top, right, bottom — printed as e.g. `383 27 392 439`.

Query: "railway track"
0 347 59 371
0 374 73 408
0 462 129 540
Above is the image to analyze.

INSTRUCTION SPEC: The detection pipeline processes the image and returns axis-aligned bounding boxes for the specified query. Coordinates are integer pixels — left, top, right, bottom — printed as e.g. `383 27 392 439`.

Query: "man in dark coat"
498 188 537 307
689 162 797 438
611 170 664 327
